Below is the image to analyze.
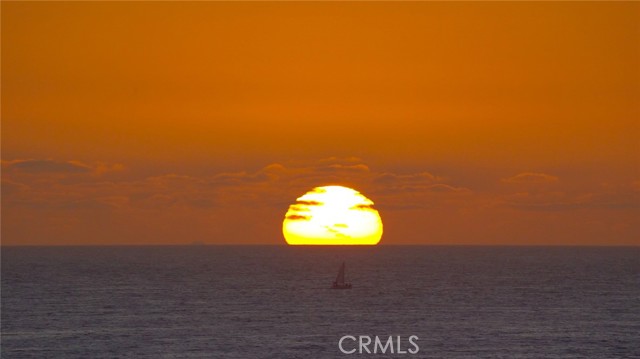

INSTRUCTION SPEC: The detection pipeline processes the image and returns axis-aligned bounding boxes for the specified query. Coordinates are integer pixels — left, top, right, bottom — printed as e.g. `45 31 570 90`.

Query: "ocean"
2 246 639 358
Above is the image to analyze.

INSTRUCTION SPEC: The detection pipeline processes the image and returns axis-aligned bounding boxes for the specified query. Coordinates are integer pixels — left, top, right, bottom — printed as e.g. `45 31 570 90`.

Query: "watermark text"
339 335 419 355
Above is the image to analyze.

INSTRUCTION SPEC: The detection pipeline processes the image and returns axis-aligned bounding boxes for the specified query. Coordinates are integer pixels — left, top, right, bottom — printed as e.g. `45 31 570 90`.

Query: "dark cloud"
504 190 640 211
4 156 638 245
141 194 179 207
262 163 287 172
376 202 432 210
351 203 374 210
186 198 216 209
372 183 471 197
4 159 92 174
58 199 115 211
289 205 310 212
297 200 322 206
1 180 29 195
374 172 438 184
502 172 559 184
0 158 473 219
12 197 117 211
508 201 583 211
209 171 269 186
423 184 472 193
285 214 311 221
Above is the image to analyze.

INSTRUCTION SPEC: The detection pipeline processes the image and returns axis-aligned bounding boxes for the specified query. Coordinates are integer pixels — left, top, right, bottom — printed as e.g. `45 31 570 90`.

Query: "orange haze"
2 2 639 245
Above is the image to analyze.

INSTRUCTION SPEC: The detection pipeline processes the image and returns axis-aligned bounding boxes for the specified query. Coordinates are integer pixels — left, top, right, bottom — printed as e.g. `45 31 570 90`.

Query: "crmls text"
339 335 419 355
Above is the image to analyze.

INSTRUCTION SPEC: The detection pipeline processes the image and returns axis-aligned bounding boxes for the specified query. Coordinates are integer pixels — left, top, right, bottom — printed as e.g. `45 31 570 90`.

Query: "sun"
283 185 383 245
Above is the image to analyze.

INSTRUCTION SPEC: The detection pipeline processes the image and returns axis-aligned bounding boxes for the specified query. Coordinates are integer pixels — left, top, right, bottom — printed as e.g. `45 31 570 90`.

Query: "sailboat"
331 261 352 289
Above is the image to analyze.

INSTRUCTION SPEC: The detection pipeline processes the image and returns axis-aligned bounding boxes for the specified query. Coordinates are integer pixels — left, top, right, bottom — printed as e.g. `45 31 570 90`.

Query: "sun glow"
283 185 383 245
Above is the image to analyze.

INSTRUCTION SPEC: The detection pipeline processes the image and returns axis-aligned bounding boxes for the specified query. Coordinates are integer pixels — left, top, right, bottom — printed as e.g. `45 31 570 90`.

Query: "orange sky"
2 2 639 245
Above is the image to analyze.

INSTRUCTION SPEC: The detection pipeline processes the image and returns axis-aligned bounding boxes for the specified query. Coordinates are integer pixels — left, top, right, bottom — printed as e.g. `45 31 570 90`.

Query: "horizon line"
2 244 638 248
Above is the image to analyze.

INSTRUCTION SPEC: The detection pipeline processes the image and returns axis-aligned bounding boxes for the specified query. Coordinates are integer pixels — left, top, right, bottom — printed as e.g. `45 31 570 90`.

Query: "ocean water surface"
2 246 639 358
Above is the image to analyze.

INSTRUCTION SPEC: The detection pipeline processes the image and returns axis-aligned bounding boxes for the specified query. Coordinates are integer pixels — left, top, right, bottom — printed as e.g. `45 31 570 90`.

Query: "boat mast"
336 262 346 284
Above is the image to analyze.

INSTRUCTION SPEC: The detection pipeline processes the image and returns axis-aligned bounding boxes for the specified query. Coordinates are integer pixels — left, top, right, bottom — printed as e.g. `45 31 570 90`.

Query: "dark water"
2 246 639 358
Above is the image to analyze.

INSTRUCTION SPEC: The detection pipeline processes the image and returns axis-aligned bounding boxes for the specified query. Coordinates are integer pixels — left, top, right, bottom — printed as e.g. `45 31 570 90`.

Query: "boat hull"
331 283 352 289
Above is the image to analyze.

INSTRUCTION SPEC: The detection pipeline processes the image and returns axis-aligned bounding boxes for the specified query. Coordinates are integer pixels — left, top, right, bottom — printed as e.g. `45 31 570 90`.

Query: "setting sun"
283 186 383 245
